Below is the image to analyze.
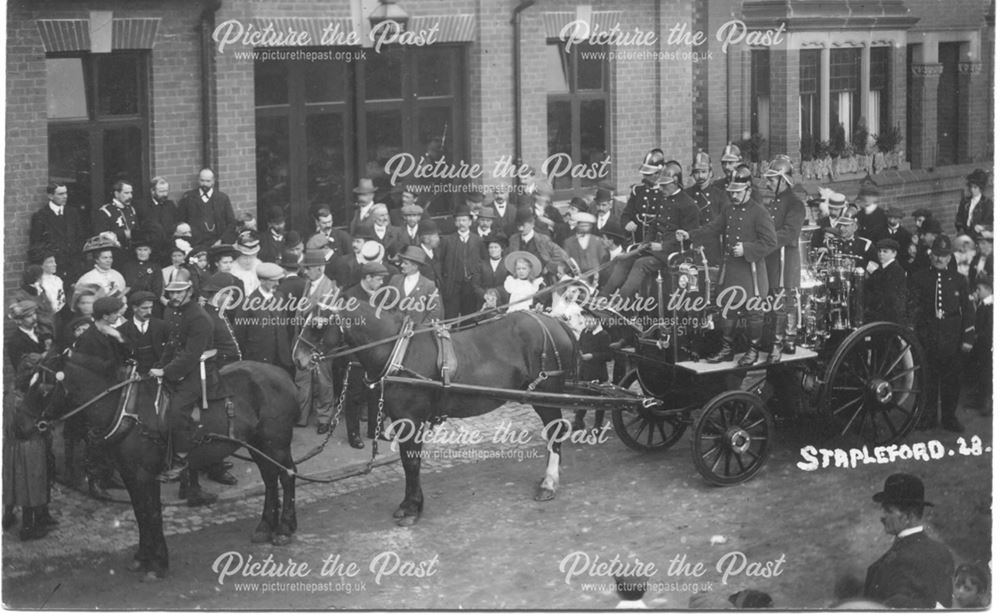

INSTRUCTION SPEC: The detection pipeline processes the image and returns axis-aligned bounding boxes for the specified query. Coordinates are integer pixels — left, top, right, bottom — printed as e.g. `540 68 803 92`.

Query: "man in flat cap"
236 262 293 373
908 234 975 432
6 301 49 371
864 473 954 607
864 239 907 324
119 290 168 374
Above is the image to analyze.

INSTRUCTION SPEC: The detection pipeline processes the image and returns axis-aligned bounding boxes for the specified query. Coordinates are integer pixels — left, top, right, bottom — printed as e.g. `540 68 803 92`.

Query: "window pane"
103 126 143 194
545 44 570 94
416 107 451 156
830 48 860 92
97 55 140 116
48 128 91 213
579 99 607 188
47 58 88 120
256 114 290 213
306 114 346 222
870 47 889 91
417 48 452 97
365 48 403 100
547 100 572 190
255 58 289 106
365 109 402 188
577 43 605 90
305 59 346 103
799 50 819 95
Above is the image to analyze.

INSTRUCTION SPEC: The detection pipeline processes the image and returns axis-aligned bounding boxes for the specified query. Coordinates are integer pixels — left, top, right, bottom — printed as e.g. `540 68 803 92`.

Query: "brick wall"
4 0 202 300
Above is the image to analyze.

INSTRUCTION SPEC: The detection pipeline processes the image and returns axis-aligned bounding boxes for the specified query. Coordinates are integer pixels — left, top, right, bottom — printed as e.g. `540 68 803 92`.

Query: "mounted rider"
150 267 226 480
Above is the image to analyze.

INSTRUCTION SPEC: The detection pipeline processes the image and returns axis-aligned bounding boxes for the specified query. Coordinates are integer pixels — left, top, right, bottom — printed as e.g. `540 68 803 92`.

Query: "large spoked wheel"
819 322 926 445
612 370 690 452
691 391 773 486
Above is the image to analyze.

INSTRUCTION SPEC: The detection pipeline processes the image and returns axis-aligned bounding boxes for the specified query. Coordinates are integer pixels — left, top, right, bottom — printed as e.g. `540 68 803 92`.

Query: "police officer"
762 154 806 362
685 149 727 268
150 268 223 480
907 235 975 432
621 149 666 243
681 164 777 366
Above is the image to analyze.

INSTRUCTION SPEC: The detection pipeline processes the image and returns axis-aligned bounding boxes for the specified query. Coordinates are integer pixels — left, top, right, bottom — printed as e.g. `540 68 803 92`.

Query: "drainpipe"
199 0 223 171
511 0 536 188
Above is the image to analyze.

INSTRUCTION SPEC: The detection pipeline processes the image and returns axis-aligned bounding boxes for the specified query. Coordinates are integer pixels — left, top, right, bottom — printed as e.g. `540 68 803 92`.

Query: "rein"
307 256 621 363
36 374 148 433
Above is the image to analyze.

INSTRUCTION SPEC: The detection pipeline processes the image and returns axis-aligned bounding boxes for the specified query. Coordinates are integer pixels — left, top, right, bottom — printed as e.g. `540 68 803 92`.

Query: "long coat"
864 260 907 324
562 234 609 279
907 267 976 355
438 233 484 296
5 327 47 373
508 232 569 276
863 531 954 608
473 259 510 303
178 188 236 247
857 206 889 244
29 204 85 282
135 198 180 266
763 188 806 290
693 198 777 298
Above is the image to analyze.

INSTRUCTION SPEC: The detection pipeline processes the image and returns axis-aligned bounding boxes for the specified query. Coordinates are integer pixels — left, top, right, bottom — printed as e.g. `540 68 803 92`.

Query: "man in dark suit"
487 186 518 237
417 218 444 289
955 168 992 240
235 262 293 373
135 177 180 266
30 182 85 285
388 246 443 326
397 203 425 251
762 154 806 360
257 206 287 264
310 207 353 259
364 204 405 259
342 262 391 440
328 234 367 290
438 204 483 318
864 473 954 608
347 178 378 234
118 291 168 373
591 187 625 234
864 239 907 325
508 207 570 279
93 180 138 253
884 207 912 269
178 168 237 248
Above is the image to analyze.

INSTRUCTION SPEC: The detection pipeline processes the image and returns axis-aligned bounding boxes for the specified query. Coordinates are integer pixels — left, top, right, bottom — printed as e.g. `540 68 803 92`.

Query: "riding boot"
19 507 49 541
2 505 17 530
766 313 787 365
706 319 737 363
738 314 765 367
88 476 113 501
205 462 238 485
36 505 59 528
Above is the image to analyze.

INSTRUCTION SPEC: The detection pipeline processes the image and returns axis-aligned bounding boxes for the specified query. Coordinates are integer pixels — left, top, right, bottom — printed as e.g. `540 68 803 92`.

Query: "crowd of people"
2 149 992 568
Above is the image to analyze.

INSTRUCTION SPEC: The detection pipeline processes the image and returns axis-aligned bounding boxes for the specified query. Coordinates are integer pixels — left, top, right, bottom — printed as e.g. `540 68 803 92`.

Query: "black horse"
29 352 300 581
293 301 577 526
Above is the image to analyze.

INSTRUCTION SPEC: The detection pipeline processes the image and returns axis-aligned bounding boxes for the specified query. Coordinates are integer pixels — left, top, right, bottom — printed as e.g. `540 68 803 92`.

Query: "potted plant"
800 133 815 179
876 124 903 170
813 139 833 182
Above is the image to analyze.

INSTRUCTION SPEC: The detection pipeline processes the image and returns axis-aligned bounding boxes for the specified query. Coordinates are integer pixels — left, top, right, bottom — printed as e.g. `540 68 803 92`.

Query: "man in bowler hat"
864 473 954 608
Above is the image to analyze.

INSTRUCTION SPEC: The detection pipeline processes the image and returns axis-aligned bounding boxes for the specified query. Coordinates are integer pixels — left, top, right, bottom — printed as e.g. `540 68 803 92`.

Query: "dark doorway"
937 42 960 166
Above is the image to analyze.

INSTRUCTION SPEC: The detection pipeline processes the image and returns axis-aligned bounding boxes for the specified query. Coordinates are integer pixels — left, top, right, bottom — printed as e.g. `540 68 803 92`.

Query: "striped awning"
37 18 160 52
244 15 475 47
742 0 919 31
542 11 625 39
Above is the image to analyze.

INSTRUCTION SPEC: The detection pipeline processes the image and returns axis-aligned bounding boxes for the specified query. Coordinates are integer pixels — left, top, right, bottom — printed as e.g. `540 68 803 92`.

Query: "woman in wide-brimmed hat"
956 168 992 240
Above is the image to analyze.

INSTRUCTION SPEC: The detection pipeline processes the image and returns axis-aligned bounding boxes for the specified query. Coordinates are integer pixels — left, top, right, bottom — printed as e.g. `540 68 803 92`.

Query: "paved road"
2 402 992 609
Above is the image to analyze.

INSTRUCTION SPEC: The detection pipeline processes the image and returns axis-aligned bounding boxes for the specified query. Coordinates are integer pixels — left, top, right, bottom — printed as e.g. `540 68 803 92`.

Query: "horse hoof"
126 559 145 573
271 533 292 546
140 571 164 583
251 530 272 544
392 507 406 519
534 487 556 502
396 514 419 527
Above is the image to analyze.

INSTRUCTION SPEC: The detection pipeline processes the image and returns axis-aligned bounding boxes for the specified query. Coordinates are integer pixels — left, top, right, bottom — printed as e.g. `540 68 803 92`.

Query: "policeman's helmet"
638 148 665 176
657 160 684 187
691 149 712 172
720 142 742 163
725 164 754 192
164 267 193 292
763 154 795 186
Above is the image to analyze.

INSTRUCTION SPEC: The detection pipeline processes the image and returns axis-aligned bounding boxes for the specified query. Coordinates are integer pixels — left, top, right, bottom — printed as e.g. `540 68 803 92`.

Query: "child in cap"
572 314 613 434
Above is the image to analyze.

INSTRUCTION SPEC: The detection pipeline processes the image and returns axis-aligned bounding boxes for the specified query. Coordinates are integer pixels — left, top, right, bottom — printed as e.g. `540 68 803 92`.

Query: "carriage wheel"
612 370 689 452
691 391 772 486
819 322 926 446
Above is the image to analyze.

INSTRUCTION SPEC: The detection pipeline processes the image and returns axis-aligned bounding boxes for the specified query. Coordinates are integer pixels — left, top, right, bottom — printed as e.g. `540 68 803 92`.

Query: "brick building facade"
4 0 994 298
